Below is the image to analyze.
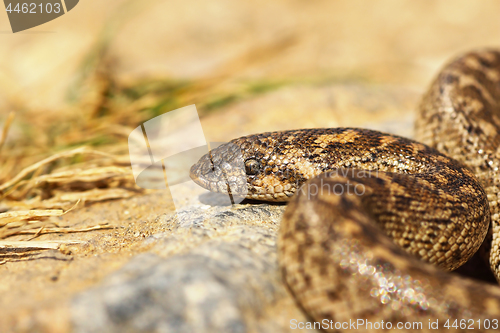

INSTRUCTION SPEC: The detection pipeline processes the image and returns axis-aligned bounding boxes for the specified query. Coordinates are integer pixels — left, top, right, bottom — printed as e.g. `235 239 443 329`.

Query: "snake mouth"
189 159 216 192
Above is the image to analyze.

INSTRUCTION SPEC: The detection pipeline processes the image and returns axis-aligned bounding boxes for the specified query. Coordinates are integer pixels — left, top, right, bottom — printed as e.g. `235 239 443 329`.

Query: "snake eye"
244 159 261 175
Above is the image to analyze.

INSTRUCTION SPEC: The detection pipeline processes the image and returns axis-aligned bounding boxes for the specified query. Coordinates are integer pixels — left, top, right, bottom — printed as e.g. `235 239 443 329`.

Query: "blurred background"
1 0 499 148
0 0 499 331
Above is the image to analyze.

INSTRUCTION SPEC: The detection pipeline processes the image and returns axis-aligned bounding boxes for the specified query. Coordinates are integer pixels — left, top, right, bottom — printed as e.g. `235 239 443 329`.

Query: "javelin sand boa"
190 50 500 331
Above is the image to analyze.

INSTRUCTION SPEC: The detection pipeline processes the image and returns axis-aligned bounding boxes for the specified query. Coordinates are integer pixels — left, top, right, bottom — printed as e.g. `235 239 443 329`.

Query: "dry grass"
0 29 298 258
0 49 151 244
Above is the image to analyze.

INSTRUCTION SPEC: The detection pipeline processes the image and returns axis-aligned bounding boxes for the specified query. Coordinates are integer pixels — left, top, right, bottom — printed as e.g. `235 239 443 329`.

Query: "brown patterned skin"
416 49 500 282
190 50 500 331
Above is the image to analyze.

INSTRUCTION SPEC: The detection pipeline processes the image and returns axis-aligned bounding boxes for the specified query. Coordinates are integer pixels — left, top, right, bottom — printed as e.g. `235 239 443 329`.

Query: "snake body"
190 50 500 331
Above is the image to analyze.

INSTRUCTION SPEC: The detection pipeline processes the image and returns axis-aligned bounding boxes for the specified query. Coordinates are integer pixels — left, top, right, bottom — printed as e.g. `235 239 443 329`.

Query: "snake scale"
190 49 500 332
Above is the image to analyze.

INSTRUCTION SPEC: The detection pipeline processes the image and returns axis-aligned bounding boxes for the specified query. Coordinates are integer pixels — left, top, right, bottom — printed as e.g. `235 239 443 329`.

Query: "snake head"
190 132 309 202
190 141 248 198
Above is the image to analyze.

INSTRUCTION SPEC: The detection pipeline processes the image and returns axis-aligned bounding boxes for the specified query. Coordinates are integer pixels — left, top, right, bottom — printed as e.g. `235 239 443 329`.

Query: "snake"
190 49 500 332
